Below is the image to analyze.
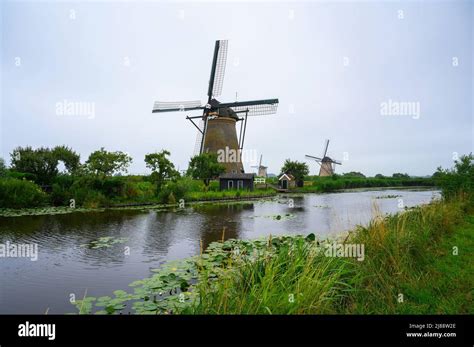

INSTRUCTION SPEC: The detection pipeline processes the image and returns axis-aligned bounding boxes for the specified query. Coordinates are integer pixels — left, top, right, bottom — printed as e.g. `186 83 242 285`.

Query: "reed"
191 197 473 314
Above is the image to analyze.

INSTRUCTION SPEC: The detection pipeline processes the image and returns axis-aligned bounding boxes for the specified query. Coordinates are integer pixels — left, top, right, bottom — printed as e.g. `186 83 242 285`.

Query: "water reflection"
0 189 439 313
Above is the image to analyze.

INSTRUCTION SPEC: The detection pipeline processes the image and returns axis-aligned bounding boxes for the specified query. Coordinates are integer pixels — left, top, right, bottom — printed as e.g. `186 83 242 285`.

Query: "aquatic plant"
81 236 129 249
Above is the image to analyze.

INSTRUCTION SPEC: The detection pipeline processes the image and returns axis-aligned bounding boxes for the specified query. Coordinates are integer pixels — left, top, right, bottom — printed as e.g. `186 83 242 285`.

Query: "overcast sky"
1 0 472 176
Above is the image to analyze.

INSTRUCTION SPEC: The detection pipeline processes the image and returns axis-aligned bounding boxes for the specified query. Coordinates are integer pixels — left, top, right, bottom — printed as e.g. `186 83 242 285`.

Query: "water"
0 188 439 313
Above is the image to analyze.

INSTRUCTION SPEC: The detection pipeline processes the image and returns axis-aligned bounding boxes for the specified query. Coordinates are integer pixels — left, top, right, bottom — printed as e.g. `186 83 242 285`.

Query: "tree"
392 173 410 179
53 145 81 173
10 146 59 185
374 174 385 179
187 153 225 186
10 145 81 185
434 153 474 200
0 158 6 177
144 150 179 189
281 159 309 186
85 148 132 177
343 171 366 178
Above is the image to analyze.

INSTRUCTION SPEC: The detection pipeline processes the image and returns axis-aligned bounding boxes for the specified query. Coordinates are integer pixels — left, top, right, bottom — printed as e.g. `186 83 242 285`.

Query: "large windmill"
251 154 268 177
152 40 279 174
305 140 342 176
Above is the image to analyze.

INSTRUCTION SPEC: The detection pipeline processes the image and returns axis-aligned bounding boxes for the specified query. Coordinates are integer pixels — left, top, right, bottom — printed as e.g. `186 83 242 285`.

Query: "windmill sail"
323 139 330 157
193 119 205 156
153 100 203 113
208 40 228 99
220 99 279 117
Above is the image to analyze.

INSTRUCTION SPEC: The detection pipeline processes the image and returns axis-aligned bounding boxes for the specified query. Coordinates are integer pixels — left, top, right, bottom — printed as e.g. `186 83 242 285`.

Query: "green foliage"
5 170 37 181
185 188 275 201
301 176 434 193
392 172 410 179
187 153 225 186
434 153 474 201
0 178 47 208
52 145 81 173
85 148 132 177
343 171 366 178
10 146 80 185
167 192 177 205
81 236 129 249
0 158 6 177
10 146 59 185
51 175 156 208
194 198 472 314
281 159 309 184
144 150 179 189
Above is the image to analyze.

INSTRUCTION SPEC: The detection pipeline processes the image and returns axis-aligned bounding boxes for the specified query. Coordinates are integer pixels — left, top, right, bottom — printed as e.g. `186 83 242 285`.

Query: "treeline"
0 146 228 209
300 175 435 193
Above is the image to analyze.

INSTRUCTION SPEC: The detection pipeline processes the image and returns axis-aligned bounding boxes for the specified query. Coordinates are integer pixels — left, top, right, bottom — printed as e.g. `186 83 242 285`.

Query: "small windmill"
305 139 342 176
152 40 279 174
251 154 268 177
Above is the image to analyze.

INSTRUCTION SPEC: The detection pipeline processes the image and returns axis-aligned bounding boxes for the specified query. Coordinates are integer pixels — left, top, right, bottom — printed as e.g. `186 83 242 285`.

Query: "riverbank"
0 190 277 217
73 194 472 315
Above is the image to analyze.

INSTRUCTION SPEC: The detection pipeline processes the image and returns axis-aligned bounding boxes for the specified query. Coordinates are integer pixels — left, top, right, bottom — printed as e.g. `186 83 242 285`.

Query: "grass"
190 197 473 314
185 188 276 202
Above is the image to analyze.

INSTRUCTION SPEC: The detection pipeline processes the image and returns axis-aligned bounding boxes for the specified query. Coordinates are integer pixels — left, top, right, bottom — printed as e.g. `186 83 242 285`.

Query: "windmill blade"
153 100 204 113
305 154 322 161
220 99 279 116
259 154 262 167
208 40 228 99
193 119 205 156
331 159 342 165
323 139 330 157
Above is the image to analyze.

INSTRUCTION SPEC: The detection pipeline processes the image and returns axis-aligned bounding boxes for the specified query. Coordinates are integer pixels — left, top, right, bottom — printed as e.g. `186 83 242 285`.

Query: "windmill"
305 140 342 176
152 40 279 174
251 154 268 177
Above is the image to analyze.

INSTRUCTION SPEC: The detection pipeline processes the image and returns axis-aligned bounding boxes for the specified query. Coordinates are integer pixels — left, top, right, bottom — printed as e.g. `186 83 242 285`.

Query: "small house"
278 173 296 189
219 173 255 191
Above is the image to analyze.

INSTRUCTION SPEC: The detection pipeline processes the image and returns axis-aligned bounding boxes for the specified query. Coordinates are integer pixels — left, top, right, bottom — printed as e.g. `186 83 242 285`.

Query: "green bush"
0 178 47 208
434 154 474 201
6 170 37 182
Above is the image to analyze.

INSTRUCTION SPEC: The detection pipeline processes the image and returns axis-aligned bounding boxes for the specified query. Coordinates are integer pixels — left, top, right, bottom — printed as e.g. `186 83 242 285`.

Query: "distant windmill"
152 40 279 174
305 139 342 176
251 154 268 177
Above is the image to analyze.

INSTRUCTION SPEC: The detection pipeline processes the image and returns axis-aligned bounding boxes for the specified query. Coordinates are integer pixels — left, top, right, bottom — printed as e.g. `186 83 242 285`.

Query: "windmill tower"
251 154 268 177
152 40 279 174
305 140 342 176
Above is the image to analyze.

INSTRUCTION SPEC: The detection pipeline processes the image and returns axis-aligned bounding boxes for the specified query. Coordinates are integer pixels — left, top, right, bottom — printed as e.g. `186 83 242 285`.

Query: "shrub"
434 154 474 201
0 178 47 208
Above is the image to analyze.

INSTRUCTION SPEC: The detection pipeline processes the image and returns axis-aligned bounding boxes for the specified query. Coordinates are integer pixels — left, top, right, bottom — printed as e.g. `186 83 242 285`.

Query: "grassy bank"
191 197 472 314
73 195 473 315
0 174 277 216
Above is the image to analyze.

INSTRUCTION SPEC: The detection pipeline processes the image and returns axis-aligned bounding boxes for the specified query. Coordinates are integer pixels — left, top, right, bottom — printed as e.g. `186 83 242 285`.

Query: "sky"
1 0 473 176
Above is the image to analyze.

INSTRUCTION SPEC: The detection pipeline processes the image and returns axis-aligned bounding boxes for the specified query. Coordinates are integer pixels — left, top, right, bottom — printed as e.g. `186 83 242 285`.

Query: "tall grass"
191 197 471 314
